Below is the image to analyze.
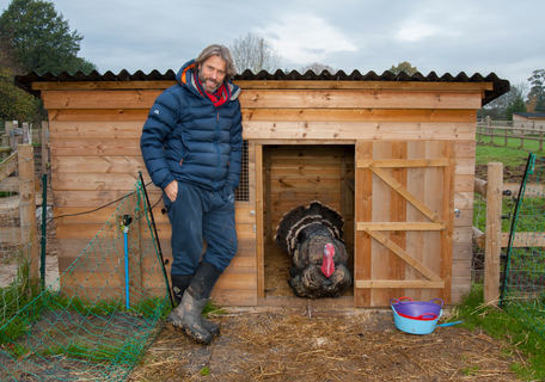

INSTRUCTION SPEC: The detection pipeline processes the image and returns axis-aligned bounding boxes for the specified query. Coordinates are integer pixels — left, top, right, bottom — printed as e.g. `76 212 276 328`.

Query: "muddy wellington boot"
167 262 222 344
170 273 220 337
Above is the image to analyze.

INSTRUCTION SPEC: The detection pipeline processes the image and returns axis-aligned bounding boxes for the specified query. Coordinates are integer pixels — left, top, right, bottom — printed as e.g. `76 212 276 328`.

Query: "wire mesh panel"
235 140 249 202
500 153 545 339
0 180 170 381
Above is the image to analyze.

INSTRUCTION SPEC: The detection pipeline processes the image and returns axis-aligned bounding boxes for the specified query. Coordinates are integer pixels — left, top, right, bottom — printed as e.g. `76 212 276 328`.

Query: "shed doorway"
261 144 355 303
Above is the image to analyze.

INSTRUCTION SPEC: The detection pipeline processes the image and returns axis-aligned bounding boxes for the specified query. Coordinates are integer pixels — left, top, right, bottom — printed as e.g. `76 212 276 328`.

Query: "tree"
0 0 95 75
301 62 335 74
527 69 545 112
229 33 280 74
479 83 527 120
389 61 418 76
0 67 40 120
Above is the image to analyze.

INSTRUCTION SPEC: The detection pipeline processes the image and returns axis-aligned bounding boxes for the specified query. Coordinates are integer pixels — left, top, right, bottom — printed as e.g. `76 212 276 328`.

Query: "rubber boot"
167 262 222 344
170 273 220 337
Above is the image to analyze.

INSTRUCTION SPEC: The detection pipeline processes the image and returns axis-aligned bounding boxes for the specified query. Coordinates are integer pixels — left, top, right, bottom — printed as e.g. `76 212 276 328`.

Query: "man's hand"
164 180 178 202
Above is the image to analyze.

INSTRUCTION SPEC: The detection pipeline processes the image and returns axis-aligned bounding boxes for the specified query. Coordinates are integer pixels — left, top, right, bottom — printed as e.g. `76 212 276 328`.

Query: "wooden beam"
0 152 17 182
241 108 477 123
440 142 454 304
365 230 442 282
0 176 19 192
503 183 545 198
235 80 493 92
357 222 445 231
255 144 264 299
370 166 440 222
239 89 482 109
357 158 449 168
243 121 476 141
501 232 545 247
484 162 503 305
354 141 372 307
355 280 445 289
33 80 175 91
17 144 38 280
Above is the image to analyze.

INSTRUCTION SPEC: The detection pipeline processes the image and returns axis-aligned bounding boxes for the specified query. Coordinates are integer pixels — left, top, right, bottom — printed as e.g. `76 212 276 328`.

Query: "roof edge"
15 69 510 105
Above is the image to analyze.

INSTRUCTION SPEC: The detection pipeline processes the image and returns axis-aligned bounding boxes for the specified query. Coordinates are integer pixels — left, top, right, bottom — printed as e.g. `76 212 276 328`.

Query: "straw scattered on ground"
129 308 521 381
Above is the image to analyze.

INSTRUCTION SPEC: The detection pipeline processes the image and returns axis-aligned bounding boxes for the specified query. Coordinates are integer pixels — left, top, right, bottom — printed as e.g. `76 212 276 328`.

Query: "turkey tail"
275 201 344 255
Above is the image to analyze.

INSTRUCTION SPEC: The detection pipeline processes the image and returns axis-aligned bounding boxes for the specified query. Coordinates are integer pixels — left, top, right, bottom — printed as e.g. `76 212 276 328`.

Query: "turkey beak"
321 243 335 278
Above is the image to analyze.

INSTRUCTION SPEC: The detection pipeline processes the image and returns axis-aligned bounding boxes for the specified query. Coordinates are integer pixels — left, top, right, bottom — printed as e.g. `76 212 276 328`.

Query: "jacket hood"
176 59 240 101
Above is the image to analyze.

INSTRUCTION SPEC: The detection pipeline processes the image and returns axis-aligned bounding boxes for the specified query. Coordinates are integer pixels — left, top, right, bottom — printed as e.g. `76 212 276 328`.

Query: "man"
140 44 242 345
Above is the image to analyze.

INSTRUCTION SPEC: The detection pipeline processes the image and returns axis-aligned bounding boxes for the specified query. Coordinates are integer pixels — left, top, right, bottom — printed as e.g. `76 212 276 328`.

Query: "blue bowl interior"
392 300 442 317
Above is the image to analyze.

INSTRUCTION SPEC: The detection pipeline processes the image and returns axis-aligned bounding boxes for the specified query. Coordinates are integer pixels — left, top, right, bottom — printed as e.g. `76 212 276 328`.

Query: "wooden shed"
17 69 509 308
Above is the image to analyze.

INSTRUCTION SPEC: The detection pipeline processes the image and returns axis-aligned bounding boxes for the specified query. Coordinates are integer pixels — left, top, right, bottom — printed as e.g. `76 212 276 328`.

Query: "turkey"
275 201 352 298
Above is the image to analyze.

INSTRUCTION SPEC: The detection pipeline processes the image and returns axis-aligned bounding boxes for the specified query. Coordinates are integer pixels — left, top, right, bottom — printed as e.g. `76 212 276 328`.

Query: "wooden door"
354 141 454 307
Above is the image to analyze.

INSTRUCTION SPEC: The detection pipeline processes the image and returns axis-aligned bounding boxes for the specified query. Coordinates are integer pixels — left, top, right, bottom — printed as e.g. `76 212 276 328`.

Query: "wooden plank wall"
41 82 258 306
36 79 488 306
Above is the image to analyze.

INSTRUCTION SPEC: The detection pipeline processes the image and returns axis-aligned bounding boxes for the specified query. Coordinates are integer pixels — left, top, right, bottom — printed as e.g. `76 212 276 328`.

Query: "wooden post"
41 121 49 176
22 122 31 144
17 144 39 281
484 162 503 305
6 121 16 152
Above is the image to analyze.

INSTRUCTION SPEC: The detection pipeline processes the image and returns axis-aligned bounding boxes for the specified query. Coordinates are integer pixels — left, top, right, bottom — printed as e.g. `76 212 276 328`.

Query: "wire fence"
473 153 545 339
0 180 170 381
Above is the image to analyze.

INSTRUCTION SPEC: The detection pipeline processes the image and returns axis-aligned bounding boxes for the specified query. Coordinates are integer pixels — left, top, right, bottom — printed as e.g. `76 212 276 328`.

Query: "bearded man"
140 44 242 344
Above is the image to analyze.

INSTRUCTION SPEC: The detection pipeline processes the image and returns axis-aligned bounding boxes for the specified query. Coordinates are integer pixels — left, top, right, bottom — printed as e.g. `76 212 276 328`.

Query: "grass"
452 285 545 381
475 144 533 167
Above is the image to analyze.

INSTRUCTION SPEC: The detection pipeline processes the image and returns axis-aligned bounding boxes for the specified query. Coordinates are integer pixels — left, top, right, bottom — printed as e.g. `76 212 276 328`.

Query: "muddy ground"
129 308 522 382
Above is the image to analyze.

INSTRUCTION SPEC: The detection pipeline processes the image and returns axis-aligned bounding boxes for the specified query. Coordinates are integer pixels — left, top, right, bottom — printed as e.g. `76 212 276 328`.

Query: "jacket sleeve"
226 101 243 190
140 89 179 189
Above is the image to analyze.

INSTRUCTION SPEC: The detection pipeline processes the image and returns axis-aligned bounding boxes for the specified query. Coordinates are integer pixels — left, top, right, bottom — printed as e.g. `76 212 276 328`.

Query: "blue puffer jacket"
140 60 242 192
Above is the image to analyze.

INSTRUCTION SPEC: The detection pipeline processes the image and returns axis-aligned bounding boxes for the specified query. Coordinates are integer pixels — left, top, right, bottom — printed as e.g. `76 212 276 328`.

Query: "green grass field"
476 143 535 167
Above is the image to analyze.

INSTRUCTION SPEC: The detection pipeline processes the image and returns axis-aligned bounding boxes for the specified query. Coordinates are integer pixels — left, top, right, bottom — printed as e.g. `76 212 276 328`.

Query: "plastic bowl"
390 297 444 318
391 306 441 335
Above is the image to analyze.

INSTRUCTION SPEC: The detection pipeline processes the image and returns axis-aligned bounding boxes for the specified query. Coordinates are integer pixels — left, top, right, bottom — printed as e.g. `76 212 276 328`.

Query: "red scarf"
194 70 230 107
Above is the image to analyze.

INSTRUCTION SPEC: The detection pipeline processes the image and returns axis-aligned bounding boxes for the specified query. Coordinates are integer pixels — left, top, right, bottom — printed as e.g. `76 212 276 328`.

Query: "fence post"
484 162 503 305
41 120 49 175
6 121 16 152
17 144 39 282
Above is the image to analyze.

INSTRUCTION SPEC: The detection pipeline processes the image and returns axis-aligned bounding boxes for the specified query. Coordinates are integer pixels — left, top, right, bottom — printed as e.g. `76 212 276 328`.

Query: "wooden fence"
473 162 545 305
1 120 49 174
477 119 545 152
0 143 39 280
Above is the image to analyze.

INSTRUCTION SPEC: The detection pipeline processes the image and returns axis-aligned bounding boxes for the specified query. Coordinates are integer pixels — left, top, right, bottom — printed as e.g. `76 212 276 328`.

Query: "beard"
198 71 220 93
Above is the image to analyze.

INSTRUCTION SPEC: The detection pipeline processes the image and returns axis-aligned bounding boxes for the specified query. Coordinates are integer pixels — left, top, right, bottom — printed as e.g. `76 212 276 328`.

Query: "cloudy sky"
2 0 544 86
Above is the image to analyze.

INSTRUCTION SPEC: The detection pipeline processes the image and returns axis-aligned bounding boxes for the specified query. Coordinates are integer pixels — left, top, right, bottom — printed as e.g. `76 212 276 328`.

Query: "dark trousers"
163 181 237 276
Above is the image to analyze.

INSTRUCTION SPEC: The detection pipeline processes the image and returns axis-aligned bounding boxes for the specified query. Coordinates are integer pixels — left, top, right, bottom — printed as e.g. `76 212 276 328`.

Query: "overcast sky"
2 0 544 86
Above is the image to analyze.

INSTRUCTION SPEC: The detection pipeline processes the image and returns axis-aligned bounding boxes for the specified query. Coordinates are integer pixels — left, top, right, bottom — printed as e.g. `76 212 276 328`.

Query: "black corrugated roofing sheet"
15 69 509 105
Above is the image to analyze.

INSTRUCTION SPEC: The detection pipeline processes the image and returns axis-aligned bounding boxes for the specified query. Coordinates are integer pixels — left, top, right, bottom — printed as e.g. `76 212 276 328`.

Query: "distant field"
475 144 534 167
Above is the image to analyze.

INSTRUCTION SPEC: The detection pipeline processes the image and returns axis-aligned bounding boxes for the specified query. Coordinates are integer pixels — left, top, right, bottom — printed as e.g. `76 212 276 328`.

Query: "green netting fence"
499 153 545 338
0 178 170 381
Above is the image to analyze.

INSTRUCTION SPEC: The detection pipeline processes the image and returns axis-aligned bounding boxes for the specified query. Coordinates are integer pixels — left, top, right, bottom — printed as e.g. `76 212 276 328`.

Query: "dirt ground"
129 308 522 382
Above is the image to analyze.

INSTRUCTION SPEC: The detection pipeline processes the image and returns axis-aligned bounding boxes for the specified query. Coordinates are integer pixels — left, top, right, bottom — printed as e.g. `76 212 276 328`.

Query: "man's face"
198 55 227 93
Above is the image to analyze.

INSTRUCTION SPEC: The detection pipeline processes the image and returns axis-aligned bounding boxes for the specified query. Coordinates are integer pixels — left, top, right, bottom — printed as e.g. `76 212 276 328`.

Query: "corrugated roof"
15 68 509 105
